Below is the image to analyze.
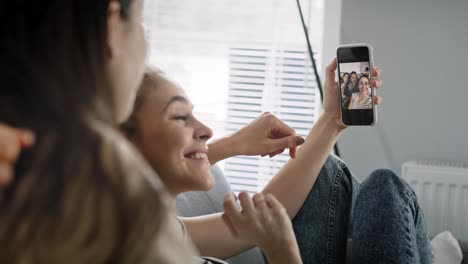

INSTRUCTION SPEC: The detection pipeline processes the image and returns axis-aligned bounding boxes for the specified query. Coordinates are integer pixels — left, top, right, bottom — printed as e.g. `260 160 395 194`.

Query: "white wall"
336 0 468 178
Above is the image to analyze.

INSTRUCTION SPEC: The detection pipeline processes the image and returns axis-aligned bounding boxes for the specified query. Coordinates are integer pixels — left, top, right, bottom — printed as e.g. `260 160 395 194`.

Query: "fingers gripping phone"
337 44 377 126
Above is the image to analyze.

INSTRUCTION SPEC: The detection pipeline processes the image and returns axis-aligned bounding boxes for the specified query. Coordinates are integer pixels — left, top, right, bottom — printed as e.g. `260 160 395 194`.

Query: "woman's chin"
191 172 215 192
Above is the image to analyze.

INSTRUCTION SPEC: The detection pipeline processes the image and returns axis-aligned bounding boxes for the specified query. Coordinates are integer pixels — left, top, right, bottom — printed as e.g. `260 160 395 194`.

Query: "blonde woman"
122 66 432 263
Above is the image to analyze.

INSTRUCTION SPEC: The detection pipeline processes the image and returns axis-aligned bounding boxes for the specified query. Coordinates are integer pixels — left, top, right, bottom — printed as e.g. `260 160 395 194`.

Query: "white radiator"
402 160 468 241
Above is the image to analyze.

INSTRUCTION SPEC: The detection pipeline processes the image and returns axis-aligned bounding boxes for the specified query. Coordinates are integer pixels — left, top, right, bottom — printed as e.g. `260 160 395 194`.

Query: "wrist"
226 133 240 155
319 111 347 133
207 135 237 165
217 133 242 156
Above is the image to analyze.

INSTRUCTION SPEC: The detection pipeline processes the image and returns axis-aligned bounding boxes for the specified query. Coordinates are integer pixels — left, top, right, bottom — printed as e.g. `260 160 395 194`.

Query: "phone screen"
339 61 371 110
337 45 376 126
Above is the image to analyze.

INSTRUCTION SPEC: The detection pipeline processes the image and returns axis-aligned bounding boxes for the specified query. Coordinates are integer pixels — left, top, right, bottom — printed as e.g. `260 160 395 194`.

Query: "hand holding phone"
336 44 377 126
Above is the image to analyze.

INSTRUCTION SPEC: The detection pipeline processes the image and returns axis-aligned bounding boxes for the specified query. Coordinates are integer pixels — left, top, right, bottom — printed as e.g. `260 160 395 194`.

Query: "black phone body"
337 44 377 126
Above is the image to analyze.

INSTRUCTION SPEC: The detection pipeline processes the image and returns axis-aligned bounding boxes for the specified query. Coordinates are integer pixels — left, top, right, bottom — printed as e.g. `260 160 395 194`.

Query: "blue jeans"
291 155 433 264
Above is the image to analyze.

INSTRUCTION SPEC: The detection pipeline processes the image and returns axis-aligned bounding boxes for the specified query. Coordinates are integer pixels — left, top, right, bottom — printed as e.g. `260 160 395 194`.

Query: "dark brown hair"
0 1 192 262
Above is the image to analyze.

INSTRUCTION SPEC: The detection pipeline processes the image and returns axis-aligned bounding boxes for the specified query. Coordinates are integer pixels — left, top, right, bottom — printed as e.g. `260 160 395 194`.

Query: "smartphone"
336 43 377 126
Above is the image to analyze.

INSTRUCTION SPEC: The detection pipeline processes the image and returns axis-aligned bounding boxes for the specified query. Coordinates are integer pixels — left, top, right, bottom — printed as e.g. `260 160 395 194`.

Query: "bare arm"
207 112 305 165
180 213 255 259
207 135 237 166
262 112 343 218
262 59 345 219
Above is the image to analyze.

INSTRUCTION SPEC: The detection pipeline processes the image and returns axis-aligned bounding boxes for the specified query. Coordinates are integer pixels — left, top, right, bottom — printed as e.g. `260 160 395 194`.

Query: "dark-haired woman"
342 71 359 109
0 0 195 262
340 72 350 95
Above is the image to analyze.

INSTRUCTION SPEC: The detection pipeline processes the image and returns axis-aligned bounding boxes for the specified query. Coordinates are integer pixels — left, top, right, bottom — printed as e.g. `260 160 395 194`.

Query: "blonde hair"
0 120 195 263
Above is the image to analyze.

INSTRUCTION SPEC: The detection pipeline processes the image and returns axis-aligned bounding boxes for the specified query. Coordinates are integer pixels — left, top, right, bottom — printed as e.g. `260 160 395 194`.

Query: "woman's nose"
194 121 213 142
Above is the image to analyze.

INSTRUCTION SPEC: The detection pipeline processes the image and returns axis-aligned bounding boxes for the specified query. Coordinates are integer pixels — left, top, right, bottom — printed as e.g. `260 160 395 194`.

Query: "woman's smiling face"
131 72 214 196
359 76 370 93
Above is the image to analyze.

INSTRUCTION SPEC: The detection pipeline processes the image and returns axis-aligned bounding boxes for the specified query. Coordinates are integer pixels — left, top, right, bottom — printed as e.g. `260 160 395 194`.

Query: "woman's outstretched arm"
262 111 343 219
182 59 382 258
262 59 382 219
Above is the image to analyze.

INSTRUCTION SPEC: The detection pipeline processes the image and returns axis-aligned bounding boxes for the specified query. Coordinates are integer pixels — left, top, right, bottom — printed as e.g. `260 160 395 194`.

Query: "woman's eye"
173 115 189 121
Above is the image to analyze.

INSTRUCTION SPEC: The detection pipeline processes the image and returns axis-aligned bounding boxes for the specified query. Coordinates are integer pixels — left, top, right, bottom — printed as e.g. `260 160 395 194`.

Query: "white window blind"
225 46 318 193
143 0 324 194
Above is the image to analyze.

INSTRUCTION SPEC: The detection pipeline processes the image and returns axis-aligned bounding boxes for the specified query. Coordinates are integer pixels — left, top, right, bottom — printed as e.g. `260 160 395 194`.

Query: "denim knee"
352 169 433 263
360 169 415 200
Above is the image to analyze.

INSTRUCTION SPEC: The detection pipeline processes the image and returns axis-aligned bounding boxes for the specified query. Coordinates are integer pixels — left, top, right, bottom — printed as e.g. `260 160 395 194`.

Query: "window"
144 0 324 194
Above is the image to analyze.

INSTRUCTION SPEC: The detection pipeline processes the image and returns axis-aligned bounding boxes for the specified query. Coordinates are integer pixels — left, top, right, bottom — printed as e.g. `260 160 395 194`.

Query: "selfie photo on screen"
339 62 372 110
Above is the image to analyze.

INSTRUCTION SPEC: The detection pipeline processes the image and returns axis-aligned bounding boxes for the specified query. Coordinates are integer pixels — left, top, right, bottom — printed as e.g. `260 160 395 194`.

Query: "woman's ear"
106 0 123 59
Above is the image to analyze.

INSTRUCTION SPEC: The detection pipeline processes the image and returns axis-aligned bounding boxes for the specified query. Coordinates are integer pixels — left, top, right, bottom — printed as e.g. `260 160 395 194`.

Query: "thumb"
325 58 338 84
270 135 305 151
